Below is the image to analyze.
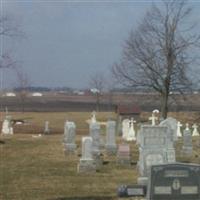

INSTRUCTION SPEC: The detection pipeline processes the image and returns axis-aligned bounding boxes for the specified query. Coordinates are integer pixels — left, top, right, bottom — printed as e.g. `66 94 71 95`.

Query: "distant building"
73 90 85 95
32 92 43 97
5 92 16 97
90 88 100 94
117 104 141 119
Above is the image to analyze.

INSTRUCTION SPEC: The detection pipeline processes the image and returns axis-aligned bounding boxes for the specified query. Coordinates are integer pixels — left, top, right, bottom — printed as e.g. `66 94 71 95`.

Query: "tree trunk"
161 92 168 119
96 93 100 112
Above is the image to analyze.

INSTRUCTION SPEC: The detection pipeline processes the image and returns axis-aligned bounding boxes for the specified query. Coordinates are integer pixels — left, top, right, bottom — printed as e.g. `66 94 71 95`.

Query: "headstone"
63 121 77 153
44 121 50 134
137 125 175 185
192 124 199 136
117 144 130 165
118 185 146 198
182 128 193 156
1 115 13 135
177 121 183 137
122 119 130 140
148 111 158 126
105 120 117 154
91 111 97 123
126 118 136 141
78 137 96 173
147 163 200 200
159 117 178 142
89 122 102 167
89 122 101 155
185 123 190 131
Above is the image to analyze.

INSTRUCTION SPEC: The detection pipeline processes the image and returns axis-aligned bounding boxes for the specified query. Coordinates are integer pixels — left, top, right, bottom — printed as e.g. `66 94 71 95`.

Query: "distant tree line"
13 86 74 92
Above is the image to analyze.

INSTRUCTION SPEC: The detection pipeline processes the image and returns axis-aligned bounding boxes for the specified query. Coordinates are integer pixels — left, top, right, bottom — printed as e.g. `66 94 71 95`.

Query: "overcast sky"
2 0 200 89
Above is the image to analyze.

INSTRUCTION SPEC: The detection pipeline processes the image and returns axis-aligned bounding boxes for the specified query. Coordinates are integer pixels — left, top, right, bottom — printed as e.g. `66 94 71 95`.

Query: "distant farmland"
0 93 199 112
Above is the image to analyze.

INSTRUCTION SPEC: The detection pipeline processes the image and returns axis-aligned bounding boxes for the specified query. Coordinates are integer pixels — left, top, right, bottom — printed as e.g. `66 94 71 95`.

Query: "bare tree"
0 14 23 69
89 72 106 111
15 68 30 112
112 0 200 119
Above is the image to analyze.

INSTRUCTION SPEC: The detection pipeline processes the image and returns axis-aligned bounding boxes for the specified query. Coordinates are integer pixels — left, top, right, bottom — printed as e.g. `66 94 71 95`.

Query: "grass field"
0 112 200 200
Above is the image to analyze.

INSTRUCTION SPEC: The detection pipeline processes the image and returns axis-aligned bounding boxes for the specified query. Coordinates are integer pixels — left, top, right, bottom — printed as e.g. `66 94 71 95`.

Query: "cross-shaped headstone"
192 124 199 136
130 118 136 126
149 113 158 126
127 118 136 141
91 111 96 123
177 121 183 137
185 123 190 131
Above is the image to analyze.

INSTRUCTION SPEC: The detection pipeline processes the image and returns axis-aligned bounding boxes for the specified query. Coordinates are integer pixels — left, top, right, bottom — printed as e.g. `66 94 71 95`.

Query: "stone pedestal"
78 159 96 173
137 177 148 186
64 143 77 154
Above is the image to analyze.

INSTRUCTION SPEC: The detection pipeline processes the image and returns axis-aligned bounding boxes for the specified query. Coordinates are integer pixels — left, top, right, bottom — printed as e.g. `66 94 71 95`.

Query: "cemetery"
1 1 200 200
1 111 200 200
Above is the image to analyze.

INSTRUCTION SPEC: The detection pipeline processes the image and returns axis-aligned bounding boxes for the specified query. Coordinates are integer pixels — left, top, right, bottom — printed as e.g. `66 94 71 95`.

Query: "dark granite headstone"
147 163 200 200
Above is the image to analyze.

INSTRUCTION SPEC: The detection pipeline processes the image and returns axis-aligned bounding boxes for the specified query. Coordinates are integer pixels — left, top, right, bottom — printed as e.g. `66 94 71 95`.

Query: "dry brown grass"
0 112 200 200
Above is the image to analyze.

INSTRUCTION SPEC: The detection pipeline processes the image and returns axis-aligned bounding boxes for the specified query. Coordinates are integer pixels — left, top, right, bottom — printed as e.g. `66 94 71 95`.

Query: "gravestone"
160 117 178 142
126 118 136 141
117 144 130 165
149 112 158 126
78 136 96 173
89 122 103 168
91 111 97 123
122 119 130 140
105 120 117 154
89 122 101 155
63 121 77 153
44 121 50 134
147 163 200 200
1 115 13 135
137 125 175 185
192 124 199 136
185 123 190 131
148 111 159 126
182 128 193 156
177 121 183 137
118 185 146 198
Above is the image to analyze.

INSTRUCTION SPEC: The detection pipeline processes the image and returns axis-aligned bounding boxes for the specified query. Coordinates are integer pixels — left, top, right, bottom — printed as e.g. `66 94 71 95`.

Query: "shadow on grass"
0 140 5 144
48 196 114 200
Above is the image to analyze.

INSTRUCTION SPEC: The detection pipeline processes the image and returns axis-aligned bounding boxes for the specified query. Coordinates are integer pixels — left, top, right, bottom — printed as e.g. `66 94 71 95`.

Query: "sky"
2 0 200 89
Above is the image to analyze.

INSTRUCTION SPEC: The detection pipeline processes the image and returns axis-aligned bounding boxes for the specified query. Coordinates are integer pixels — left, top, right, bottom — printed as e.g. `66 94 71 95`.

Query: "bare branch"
112 0 200 118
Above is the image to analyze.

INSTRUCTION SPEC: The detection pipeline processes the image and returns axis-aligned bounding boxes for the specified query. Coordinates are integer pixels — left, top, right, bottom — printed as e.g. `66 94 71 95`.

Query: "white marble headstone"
122 119 130 140
126 118 136 141
176 121 182 137
192 124 199 136
1 116 13 135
